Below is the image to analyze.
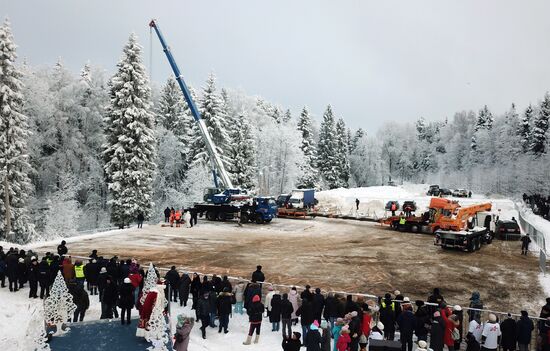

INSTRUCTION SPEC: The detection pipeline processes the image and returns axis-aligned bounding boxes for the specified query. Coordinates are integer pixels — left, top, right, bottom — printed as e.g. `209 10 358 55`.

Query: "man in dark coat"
221 275 232 292
119 259 130 280
164 266 180 302
430 311 446 351
164 207 171 223
251 265 265 286
345 294 360 314
297 297 315 345
57 240 68 257
118 278 134 325
86 259 100 295
414 300 430 341
323 292 339 331
100 276 118 319
521 234 531 255
98 267 108 302
217 287 233 334
190 208 198 227
379 293 397 340
208 290 218 328
301 285 314 302
178 272 191 307
282 332 302 351
69 280 90 322
397 305 417 351
17 257 27 288
305 323 322 351
500 313 517 351
270 292 282 331
312 288 325 323
0 256 6 288
281 293 295 339
517 310 534 351
244 295 264 344
5 250 19 292
28 258 39 298
38 258 50 298
348 311 362 351
244 282 261 310
197 292 211 339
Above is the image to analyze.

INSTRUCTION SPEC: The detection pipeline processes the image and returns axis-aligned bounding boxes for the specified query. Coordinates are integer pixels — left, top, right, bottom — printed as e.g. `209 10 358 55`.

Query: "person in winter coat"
243 294 264 345
305 321 322 351
217 287 233 334
0 256 6 288
289 287 300 325
348 311 362 351
283 332 302 351
17 257 27 288
370 322 385 340
346 294 360 314
197 292 211 339
233 281 245 315
281 293 294 339
468 291 483 322
28 258 39 298
174 314 194 351
265 285 277 318
270 292 282 332
137 212 144 228
516 311 533 351
430 311 446 351
332 318 345 351
164 266 180 302
5 251 18 292
178 272 191 307
521 234 531 255
200 275 212 295
38 258 50 298
69 280 90 322
251 265 265 286
481 314 501 351
208 290 218 328
100 276 118 319
466 332 481 351
62 257 75 283
312 288 325 323
336 325 351 351
164 207 171 223
320 320 331 351
440 308 460 351
414 300 430 341
98 267 108 302
86 259 100 295
118 278 134 325
428 288 445 315
297 296 315 345
191 273 202 315
500 313 517 351
57 240 68 257
301 285 314 302
128 267 142 305
183 210 191 228
360 307 372 350
324 292 339 331
244 282 261 310
379 293 397 340
397 304 417 351
453 305 465 350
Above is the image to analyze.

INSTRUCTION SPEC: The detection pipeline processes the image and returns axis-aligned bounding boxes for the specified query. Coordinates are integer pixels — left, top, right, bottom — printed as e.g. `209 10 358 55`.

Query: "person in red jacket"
337 325 351 351
440 306 459 351
360 308 372 351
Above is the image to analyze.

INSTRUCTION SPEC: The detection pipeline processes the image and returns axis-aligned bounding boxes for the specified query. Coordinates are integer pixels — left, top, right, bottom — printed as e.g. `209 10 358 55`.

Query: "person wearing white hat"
119 277 135 325
481 314 501 351
370 322 385 341
417 340 429 351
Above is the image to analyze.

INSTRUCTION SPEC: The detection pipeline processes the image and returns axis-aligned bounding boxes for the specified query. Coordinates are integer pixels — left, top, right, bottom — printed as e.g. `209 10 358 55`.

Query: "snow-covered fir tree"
156 77 185 130
44 271 76 335
351 128 365 153
531 92 550 155
230 113 256 189
296 106 318 188
520 104 533 153
0 19 34 242
271 106 283 124
103 33 156 228
190 73 232 171
334 118 350 188
283 109 292 123
317 105 339 189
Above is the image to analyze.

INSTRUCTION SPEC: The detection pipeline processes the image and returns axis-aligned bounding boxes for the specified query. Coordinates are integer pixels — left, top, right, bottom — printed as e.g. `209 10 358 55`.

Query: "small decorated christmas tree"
140 263 158 305
43 271 76 335
145 285 169 351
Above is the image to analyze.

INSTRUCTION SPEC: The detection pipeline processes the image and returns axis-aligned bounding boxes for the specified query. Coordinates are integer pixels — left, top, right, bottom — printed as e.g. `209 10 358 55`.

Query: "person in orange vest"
391 202 397 216
170 209 175 227
175 210 182 228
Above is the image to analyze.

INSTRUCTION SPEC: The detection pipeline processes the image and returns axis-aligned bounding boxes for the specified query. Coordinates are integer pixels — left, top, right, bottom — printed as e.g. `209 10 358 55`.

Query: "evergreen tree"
230 113 256 189
156 77 184 130
532 92 550 155
317 105 339 189
271 106 283 124
103 34 156 228
351 128 365 153
190 73 232 170
475 105 493 131
519 104 533 153
283 109 292 123
296 106 318 188
0 19 34 242
335 118 350 188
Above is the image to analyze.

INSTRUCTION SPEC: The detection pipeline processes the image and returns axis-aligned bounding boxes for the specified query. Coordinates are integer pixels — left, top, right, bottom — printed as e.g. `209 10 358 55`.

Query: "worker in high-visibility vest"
74 260 86 288
175 210 182 228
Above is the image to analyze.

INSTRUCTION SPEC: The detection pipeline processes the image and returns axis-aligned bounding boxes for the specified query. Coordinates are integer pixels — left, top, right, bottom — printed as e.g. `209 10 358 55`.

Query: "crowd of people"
523 193 550 220
0 243 546 351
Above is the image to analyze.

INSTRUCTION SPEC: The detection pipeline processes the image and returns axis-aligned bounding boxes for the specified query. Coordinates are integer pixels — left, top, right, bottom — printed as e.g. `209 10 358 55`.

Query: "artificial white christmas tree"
145 285 169 351
140 263 158 305
43 271 76 335
25 306 51 351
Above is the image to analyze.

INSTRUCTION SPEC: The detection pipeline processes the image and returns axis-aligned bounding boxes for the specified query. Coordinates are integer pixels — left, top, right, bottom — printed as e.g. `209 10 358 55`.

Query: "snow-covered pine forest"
1 22 550 243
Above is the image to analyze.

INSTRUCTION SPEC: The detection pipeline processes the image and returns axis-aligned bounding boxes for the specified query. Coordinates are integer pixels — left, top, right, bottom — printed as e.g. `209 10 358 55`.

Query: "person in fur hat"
173 314 194 351
370 322 385 340
336 325 351 351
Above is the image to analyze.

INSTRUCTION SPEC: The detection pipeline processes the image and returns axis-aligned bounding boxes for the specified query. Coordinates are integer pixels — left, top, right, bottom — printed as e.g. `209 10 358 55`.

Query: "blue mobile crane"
149 20 277 223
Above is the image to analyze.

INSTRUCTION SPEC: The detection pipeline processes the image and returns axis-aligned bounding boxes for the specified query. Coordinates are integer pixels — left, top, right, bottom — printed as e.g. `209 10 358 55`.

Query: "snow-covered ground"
316 183 517 219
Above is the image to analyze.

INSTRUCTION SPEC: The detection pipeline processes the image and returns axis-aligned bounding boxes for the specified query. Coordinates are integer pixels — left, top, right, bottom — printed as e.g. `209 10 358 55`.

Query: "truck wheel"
411 225 419 233
206 211 216 221
467 241 475 252
476 239 481 250
217 212 226 221
255 216 264 224
392 221 399 230
264 218 272 223
240 213 249 223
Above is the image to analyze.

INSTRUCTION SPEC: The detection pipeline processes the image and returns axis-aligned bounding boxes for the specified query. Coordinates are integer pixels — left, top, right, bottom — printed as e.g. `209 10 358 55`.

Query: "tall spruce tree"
317 105 339 189
0 19 34 242
157 77 184 130
531 93 550 155
296 106 318 188
103 34 156 228
519 104 533 153
230 113 256 189
335 118 350 188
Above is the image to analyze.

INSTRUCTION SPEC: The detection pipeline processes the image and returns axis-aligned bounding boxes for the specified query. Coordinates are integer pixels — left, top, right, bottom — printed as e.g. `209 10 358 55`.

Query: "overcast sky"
2 0 550 132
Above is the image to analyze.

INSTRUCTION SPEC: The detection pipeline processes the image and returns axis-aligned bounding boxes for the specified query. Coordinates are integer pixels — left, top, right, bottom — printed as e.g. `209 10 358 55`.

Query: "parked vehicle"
385 201 400 212
277 189 316 219
494 220 521 240
452 189 469 198
439 188 452 196
427 185 440 196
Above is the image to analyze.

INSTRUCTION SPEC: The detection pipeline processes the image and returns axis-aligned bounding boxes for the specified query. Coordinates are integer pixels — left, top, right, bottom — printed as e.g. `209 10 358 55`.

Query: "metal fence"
515 202 548 274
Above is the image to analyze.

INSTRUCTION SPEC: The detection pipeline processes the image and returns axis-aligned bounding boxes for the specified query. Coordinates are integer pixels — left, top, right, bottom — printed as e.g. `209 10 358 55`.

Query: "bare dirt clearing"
34 217 543 313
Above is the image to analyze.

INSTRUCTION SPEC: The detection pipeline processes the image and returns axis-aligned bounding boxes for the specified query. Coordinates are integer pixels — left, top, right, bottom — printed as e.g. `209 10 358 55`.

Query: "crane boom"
149 19 234 189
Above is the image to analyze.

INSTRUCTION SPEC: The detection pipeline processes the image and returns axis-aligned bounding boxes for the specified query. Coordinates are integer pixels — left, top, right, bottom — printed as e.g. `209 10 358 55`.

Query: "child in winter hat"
417 340 428 351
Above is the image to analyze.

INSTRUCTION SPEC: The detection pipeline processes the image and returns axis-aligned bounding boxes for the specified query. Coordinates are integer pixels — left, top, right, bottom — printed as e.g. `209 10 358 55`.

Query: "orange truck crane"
380 198 494 252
